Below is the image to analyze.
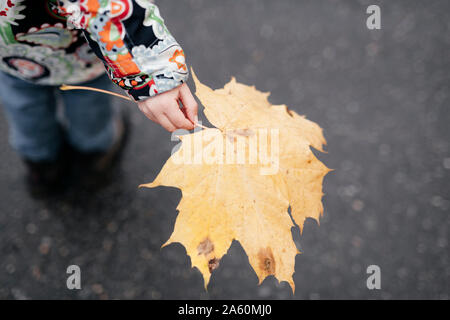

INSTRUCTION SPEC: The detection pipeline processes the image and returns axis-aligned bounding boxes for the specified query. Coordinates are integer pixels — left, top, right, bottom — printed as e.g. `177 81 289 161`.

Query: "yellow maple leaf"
140 70 330 292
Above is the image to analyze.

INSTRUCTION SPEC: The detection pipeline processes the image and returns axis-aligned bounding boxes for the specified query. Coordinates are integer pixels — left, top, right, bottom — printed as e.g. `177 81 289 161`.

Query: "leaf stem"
59 84 211 130
60 84 134 102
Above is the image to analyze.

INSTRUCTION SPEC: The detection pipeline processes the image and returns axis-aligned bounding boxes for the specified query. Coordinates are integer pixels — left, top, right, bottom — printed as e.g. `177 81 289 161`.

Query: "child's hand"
137 83 198 132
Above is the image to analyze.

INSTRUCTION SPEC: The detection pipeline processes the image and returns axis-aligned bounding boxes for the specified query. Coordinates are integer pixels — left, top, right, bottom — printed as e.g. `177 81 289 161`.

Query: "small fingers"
165 101 195 130
179 83 198 124
139 106 156 122
137 85 196 132
156 114 177 132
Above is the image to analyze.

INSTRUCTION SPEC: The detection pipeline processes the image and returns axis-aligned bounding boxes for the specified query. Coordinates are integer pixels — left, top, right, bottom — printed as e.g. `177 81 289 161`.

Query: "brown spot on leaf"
258 247 276 275
286 108 294 117
234 128 255 137
226 129 255 142
208 258 220 273
197 238 214 256
226 134 237 143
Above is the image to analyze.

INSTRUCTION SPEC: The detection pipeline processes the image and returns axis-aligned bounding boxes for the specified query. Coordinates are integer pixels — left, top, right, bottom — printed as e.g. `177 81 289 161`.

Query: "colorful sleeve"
62 0 188 101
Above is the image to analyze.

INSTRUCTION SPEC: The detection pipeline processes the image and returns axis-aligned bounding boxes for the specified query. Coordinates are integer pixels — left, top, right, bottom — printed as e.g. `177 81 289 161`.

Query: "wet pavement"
0 0 448 299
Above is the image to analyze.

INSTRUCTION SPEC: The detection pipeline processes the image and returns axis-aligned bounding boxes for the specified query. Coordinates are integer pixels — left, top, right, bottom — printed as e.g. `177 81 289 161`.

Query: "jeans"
0 72 117 162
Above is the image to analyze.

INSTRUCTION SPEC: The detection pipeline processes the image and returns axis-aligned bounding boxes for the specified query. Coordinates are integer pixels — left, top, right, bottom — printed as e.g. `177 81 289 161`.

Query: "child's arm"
63 0 197 131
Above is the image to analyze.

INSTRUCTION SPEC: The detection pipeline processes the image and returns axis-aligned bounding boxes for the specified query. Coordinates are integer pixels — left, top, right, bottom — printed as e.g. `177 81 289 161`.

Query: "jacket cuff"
131 75 187 102
108 40 189 101
106 67 188 102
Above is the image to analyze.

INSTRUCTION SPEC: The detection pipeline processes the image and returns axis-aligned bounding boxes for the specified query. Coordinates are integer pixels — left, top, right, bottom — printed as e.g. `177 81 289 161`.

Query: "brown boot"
23 143 71 199
75 111 130 190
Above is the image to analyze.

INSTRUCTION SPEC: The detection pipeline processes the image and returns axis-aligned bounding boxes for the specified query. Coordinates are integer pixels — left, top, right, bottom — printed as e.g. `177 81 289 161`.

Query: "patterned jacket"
0 0 188 101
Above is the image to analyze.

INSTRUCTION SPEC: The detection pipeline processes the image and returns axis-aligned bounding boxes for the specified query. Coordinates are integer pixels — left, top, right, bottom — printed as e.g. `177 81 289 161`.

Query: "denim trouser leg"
0 72 116 161
60 74 116 154
0 72 62 161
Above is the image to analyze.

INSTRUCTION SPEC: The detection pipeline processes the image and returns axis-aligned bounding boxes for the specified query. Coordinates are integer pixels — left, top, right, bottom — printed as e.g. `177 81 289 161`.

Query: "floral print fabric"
0 0 188 101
